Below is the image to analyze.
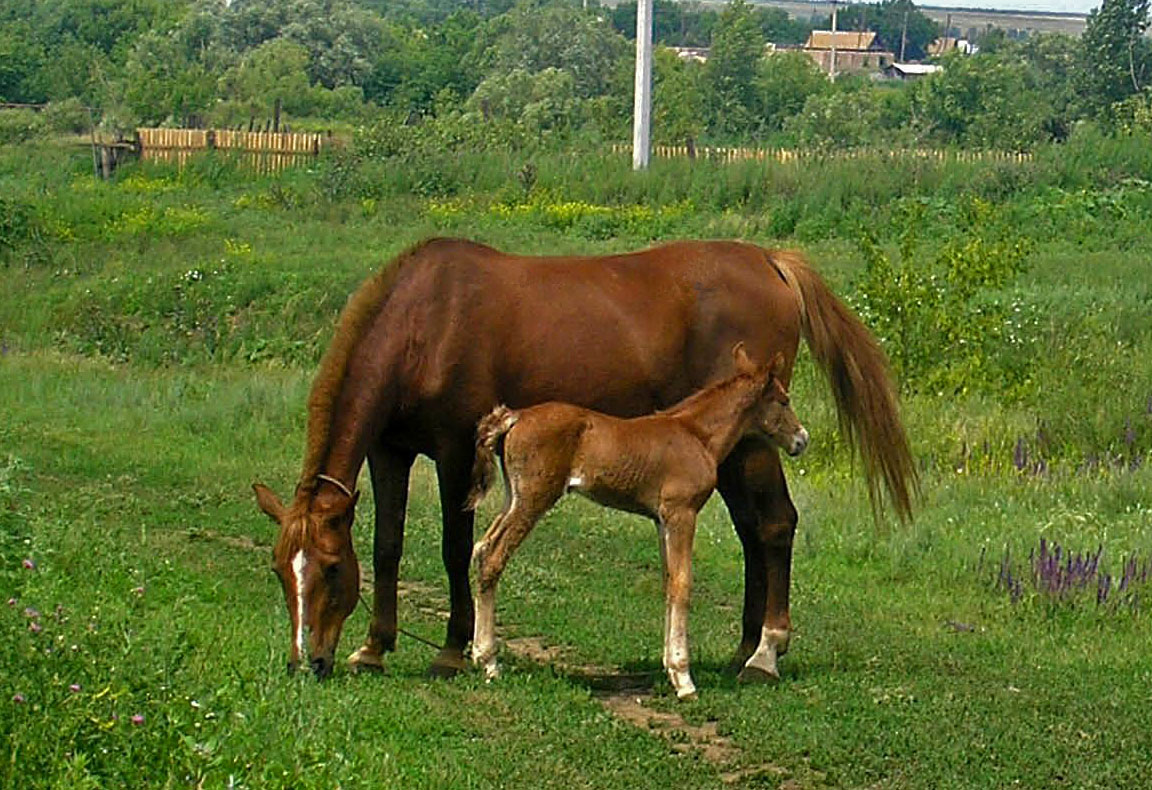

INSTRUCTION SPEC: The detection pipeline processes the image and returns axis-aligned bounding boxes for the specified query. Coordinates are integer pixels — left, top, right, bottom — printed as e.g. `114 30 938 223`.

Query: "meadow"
1 137 1151 788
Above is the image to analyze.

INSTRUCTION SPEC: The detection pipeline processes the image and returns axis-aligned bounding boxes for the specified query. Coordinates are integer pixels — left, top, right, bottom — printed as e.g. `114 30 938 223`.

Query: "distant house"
928 37 974 57
883 63 943 80
669 46 709 64
802 30 894 74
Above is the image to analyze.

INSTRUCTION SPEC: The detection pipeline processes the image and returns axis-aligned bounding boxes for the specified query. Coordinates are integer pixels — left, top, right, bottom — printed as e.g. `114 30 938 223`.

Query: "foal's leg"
431 445 480 678
659 506 699 700
717 441 798 682
349 445 415 672
472 482 562 680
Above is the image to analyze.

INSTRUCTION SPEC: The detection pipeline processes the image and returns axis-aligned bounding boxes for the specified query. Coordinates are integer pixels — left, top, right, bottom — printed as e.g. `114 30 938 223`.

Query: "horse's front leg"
348 445 415 672
431 445 479 678
717 441 797 682
659 507 698 700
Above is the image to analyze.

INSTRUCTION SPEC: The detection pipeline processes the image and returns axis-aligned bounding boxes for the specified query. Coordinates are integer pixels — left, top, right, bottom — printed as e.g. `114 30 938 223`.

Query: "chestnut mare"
252 238 914 680
467 345 808 699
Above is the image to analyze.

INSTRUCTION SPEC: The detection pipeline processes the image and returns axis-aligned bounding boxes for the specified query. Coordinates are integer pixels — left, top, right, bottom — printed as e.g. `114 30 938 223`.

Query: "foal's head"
252 479 361 678
734 344 809 458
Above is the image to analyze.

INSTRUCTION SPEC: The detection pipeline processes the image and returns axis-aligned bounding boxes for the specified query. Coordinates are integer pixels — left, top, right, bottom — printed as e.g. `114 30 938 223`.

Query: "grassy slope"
1 142 1151 788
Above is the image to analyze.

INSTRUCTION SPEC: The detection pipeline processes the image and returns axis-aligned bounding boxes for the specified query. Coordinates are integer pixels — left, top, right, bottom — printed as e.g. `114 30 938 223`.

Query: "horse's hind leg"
349 445 416 672
472 481 560 680
717 441 797 682
659 507 699 700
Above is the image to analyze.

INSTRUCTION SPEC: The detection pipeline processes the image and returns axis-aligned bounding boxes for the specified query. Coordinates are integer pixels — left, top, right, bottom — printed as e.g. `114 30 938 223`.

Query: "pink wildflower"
22 558 35 570
131 586 145 596
28 621 42 634
131 714 144 726
12 694 25 704
6 598 15 607
69 684 81 693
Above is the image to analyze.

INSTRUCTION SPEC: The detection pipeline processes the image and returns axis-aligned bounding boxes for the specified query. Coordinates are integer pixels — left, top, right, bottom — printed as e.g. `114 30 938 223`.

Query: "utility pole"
829 0 838 82
900 6 909 62
632 0 653 170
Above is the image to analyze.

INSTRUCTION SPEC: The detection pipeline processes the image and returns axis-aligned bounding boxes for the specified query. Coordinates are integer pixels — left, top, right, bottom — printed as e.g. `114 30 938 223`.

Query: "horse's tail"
465 405 519 512
770 250 918 521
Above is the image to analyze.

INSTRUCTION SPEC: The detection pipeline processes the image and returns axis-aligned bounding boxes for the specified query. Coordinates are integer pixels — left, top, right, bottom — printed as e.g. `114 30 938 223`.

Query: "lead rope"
356 592 444 652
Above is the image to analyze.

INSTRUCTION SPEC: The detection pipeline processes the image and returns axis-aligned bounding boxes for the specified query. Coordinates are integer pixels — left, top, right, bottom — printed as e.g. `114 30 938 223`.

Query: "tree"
1078 0 1151 120
755 51 827 132
652 48 705 144
0 22 45 103
705 0 765 138
1019 33 1083 140
121 30 219 125
912 52 1051 150
477 3 629 99
783 87 883 149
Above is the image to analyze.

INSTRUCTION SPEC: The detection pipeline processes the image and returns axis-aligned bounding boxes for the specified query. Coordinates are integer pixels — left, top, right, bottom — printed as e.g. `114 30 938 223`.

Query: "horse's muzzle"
310 655 333 679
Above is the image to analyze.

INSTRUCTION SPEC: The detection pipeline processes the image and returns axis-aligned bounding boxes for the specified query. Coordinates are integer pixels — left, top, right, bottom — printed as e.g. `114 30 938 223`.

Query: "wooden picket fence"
611 143 1033 164
137 128 328 173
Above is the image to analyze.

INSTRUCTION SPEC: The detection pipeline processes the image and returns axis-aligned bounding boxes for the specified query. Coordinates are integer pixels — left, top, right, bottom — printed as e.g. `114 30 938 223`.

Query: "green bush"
43 98 90 135
850 197 1036 398
0 109 47 145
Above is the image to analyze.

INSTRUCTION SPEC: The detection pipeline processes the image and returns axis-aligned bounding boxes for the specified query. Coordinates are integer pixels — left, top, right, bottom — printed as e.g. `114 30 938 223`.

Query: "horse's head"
252 477 361 678
733 344 809 458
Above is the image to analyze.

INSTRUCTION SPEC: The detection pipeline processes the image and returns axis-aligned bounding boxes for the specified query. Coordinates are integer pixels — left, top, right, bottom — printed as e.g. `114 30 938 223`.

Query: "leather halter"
316 474 355 499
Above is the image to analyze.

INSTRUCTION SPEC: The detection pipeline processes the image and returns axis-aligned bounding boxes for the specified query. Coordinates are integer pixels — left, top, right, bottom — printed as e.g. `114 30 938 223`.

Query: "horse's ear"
732 341 755 373
253 483 286 525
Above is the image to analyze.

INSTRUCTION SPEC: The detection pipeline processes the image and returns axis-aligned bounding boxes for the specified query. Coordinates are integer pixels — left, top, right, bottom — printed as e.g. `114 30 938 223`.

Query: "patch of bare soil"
185 528 268 552
502 638 790 785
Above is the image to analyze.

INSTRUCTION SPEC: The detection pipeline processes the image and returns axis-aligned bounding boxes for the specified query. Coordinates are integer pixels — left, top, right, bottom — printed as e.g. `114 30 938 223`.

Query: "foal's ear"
767 351 786 379
732 341 756 374
252 483 286 524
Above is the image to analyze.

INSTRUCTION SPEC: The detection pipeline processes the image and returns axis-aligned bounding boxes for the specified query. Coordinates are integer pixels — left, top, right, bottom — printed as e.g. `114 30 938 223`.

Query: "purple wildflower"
28 621 42 634
22 558 35 570
12 694 24 704
131 714 144 726
23 607 39 619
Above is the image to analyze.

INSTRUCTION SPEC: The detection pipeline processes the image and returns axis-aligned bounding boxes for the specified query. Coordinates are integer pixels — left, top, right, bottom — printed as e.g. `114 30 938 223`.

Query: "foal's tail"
465 405 519 511
770 250 918 522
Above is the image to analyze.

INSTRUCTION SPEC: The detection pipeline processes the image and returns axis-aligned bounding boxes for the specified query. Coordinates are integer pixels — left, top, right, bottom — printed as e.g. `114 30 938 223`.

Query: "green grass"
1 140 1151 788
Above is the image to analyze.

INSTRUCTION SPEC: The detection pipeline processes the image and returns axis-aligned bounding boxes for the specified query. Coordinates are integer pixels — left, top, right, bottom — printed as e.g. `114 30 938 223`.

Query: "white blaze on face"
292 549 307 659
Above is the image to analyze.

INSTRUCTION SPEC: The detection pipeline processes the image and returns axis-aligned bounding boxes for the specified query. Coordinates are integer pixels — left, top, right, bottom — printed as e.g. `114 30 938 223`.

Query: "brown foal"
466 344 808 699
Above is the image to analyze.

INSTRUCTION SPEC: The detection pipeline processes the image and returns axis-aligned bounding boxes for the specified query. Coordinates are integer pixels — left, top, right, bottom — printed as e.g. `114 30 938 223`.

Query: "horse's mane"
297 239 441 490
661 368 764 419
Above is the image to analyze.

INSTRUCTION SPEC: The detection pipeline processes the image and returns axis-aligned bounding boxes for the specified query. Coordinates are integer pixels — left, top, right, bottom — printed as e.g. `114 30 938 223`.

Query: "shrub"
0 108 47 145
43 98 90 135
850 197 1036 397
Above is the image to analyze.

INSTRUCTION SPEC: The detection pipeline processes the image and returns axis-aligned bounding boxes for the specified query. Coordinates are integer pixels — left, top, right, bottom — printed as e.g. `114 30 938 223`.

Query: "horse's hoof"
676 690 699 702
726 651 756 676
737 665 780 685
428 649 467 679
347 646 386 674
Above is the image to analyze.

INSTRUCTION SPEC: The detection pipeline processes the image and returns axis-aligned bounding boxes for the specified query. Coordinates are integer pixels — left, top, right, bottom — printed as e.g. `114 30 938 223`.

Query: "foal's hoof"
428 648 468 679
347 646 386 674
737 665 780 685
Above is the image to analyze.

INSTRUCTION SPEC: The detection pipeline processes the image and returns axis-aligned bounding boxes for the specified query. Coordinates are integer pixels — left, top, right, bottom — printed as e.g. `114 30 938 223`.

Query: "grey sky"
926 0 1098 13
